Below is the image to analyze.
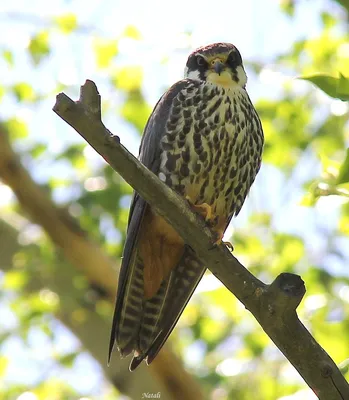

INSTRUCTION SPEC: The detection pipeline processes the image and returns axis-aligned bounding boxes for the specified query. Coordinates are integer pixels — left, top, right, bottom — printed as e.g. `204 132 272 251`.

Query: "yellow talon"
185 197 233 250
186 197 213 222
194 202 212 221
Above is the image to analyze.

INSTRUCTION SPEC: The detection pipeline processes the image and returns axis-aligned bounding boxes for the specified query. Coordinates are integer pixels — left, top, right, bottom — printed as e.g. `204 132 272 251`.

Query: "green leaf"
3 271 28 290
301 74 349 101
29 143 47 159
337 149 349 184
338 73 349 99
0 85 4 101
2 49 14 67
120 91 151 133
123 25 142 40
300 191 318 207
339 212 349 235
112 66 143 91
280 0 295 16
5 118 28 139
55 144 86 169
12 82 36 102
93 38 118 69
313 114 347 156
321 12 337 29
28 31 50 65
57 352 79 367
0 357 8 377
54 13 77 34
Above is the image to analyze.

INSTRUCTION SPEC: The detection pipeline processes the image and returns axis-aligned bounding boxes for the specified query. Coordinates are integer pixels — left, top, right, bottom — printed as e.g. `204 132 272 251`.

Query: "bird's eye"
227 50 242 69
196 56 206 67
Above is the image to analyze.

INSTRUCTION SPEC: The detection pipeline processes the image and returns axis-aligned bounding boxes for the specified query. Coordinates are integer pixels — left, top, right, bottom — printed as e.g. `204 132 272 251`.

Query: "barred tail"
130 247 206 370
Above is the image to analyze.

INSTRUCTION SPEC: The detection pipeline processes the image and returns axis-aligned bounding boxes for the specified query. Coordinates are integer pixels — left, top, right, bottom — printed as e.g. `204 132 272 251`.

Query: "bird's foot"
185 197 234 251
185 197 213 221
211 230 234 251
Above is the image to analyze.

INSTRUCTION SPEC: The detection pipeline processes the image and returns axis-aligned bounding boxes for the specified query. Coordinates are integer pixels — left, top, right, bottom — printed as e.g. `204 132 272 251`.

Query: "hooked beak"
213 61 225 75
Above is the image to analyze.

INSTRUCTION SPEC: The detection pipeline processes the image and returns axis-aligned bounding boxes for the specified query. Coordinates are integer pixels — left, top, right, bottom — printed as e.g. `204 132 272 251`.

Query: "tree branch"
53 79 349 399
0 127 204 399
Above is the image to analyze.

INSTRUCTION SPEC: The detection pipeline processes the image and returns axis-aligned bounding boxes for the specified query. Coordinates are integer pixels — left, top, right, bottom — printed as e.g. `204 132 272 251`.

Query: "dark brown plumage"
109 42 264 370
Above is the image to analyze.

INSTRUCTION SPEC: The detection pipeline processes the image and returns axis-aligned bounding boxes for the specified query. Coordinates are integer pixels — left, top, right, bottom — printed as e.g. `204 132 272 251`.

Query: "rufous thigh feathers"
138 209 184 299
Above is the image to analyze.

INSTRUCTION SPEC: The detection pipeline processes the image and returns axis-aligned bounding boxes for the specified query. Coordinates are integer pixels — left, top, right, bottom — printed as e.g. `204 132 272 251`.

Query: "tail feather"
115 255 144 357
131 247 206 368
138 277 171 352
110 253 172 362
108 196 146 364
110 239 205 371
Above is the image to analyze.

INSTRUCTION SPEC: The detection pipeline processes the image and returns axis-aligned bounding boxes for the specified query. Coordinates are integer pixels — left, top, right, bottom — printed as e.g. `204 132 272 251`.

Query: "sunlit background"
0 0 348 399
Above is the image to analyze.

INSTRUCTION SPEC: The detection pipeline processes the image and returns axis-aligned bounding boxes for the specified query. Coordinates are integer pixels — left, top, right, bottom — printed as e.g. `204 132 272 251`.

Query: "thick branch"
53 80 349 399
0 218 175 398
0 127 203 399
0 127 117 297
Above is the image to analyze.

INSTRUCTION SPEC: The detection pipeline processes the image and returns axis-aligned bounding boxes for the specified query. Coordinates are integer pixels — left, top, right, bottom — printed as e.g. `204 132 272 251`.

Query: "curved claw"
223 241 234 252
212 230 234 252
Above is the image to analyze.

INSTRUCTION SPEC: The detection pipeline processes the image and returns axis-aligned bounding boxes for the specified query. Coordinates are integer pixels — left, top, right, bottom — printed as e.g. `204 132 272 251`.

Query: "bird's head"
184 43 247 89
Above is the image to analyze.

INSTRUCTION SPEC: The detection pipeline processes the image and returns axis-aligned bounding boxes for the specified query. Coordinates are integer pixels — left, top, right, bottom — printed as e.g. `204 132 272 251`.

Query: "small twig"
53 80 349 399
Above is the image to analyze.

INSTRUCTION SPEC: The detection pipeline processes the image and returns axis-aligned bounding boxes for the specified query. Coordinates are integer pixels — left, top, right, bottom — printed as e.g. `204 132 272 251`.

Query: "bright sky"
0 0 346 397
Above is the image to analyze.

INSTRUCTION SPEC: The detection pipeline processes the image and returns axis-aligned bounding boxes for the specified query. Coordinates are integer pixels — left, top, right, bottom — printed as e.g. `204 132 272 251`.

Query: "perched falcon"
109 42 264 370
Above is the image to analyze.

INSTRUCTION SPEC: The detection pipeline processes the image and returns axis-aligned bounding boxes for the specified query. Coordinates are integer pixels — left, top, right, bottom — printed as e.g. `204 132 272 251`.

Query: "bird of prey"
109 42 264 371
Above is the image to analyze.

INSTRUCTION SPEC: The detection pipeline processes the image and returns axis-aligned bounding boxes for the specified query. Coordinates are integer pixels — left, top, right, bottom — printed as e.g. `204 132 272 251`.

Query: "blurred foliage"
0 0 349 399
28 31 50 65
54 13 78 34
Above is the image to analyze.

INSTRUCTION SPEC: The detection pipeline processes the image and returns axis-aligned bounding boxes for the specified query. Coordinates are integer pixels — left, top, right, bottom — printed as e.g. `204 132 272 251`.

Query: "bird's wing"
108 79 204 366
